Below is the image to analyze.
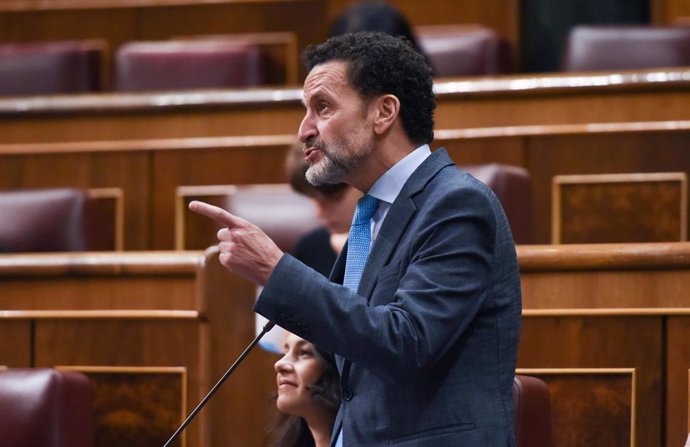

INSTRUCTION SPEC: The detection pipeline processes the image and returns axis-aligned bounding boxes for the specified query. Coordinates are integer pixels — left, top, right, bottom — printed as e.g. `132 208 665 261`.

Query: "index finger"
188 200 241 228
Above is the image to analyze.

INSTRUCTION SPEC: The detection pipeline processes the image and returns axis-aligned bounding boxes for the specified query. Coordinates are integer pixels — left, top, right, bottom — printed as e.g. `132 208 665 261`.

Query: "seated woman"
268 332 341 447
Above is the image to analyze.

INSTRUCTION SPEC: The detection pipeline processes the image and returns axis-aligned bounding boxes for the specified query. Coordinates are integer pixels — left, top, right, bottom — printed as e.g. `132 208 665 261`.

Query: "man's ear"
372 94 400 135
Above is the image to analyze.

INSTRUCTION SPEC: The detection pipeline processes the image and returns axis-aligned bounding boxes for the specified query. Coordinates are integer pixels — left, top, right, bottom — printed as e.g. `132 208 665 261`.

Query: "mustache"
304 137 326 152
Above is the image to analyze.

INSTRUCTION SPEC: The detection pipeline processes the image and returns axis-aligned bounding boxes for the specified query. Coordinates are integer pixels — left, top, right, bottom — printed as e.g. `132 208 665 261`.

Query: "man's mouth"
304 147 321 163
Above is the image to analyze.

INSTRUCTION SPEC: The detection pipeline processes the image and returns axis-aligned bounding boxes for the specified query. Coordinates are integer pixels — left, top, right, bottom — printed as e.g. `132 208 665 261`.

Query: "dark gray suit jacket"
256 148 521 446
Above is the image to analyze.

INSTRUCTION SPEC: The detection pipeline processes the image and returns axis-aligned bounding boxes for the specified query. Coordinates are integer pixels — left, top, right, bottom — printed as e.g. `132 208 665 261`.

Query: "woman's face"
274 333 327 417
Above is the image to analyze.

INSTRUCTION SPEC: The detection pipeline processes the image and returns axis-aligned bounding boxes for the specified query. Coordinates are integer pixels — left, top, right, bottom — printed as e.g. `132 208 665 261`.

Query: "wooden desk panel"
151 137 294 249
519 242 690 447
2 68 690 144
3 121 690 248
517 368 636 447
0 320 31 367
0 150 150 249
519 316 660 447
526 129 690 243
0 0 328 85
0 250 278 447
666 317 690 447
3 243 690 446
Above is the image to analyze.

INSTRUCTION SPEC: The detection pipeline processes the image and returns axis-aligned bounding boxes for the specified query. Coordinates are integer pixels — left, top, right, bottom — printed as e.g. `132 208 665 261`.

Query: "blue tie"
343 195 379 292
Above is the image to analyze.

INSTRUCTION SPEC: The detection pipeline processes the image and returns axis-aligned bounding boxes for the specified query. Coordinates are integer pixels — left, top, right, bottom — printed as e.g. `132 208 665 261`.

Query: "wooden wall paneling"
518 242 690 309
4 68 690 145
0 320 32 367
36 319 199 447
666 316 690 447
433 79 690 131
652 0 690 24
521 268 690 309
0 149 150 249
0 272 198 311
87 187 125 251
518 315 661 447
0 250 279 447
3 122 690 249
174 185 238 250
150 136 294 249
436 130 527 167
526 129 690 243
551 172 688 244
516 368 636 447
199 246 278 446
60 366 188 447
0 0 329 82
0 101 305 143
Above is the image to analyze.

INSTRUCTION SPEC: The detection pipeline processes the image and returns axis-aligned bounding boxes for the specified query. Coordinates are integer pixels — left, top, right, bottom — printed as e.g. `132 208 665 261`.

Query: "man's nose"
298 112 317 143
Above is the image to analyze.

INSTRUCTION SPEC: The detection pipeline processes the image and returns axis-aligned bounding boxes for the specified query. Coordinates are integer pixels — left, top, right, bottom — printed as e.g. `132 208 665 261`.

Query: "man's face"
299 61 374 186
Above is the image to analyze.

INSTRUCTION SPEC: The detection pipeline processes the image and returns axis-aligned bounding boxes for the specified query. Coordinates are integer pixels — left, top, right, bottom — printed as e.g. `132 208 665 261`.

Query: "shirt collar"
368 144 431 205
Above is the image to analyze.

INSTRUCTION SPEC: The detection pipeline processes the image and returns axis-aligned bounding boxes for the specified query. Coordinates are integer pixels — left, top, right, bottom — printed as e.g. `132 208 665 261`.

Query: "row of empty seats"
0 26 513 96
0 163 531 255
2 169 687 253
2 24 690 96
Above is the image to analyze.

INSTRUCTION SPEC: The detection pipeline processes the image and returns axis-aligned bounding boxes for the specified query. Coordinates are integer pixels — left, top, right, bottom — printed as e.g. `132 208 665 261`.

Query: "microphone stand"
163 320 277 447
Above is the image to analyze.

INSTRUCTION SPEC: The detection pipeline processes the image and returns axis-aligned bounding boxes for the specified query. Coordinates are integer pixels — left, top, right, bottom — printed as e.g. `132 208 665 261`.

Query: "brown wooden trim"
517 242 690 271
0 310 200 319
523 308 690 317
0 120 687 155
2 68 690 116
174 185 238 250
0 0 319 12
0 134 297 154
88 187 125 251
0 250 209 275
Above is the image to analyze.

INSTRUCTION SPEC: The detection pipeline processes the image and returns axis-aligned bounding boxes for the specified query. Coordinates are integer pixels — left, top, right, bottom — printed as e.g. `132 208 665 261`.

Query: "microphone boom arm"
163 320 277 447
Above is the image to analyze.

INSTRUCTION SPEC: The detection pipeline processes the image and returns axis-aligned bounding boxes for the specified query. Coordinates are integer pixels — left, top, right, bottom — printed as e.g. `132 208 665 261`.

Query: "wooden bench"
3 243 690 446
4 120 690 248
2 67 690 144
0 249 279 447
518 242 690 447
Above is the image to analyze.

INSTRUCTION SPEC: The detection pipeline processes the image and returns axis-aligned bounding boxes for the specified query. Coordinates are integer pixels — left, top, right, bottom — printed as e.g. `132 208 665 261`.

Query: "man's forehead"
302 61 350 98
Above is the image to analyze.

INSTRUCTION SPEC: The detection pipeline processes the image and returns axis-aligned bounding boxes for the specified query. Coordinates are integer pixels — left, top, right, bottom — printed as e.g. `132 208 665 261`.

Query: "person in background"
267 332 340 447
329 0 431 70
286 143 361 276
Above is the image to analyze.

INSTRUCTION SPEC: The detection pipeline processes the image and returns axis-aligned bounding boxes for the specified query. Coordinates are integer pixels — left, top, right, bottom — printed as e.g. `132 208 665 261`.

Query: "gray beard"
306 152 350 185
305 142 371 186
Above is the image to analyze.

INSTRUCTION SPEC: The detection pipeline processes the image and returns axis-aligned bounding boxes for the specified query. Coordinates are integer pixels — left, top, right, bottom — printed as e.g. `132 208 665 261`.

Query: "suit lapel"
357 199 416 299
358 148 455 299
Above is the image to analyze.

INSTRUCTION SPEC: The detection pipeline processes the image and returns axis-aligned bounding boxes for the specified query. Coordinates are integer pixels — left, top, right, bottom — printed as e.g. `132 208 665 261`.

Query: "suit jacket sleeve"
254 176 501 382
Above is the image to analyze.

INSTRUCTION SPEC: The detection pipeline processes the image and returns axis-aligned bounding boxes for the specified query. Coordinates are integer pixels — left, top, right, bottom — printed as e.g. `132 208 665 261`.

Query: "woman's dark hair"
266 346 340 447
304 31 435 146
329 1 424 54
285 143 349 199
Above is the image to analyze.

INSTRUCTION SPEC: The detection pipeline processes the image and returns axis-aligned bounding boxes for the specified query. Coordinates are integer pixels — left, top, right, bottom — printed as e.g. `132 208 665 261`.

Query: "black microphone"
163 320 277 447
